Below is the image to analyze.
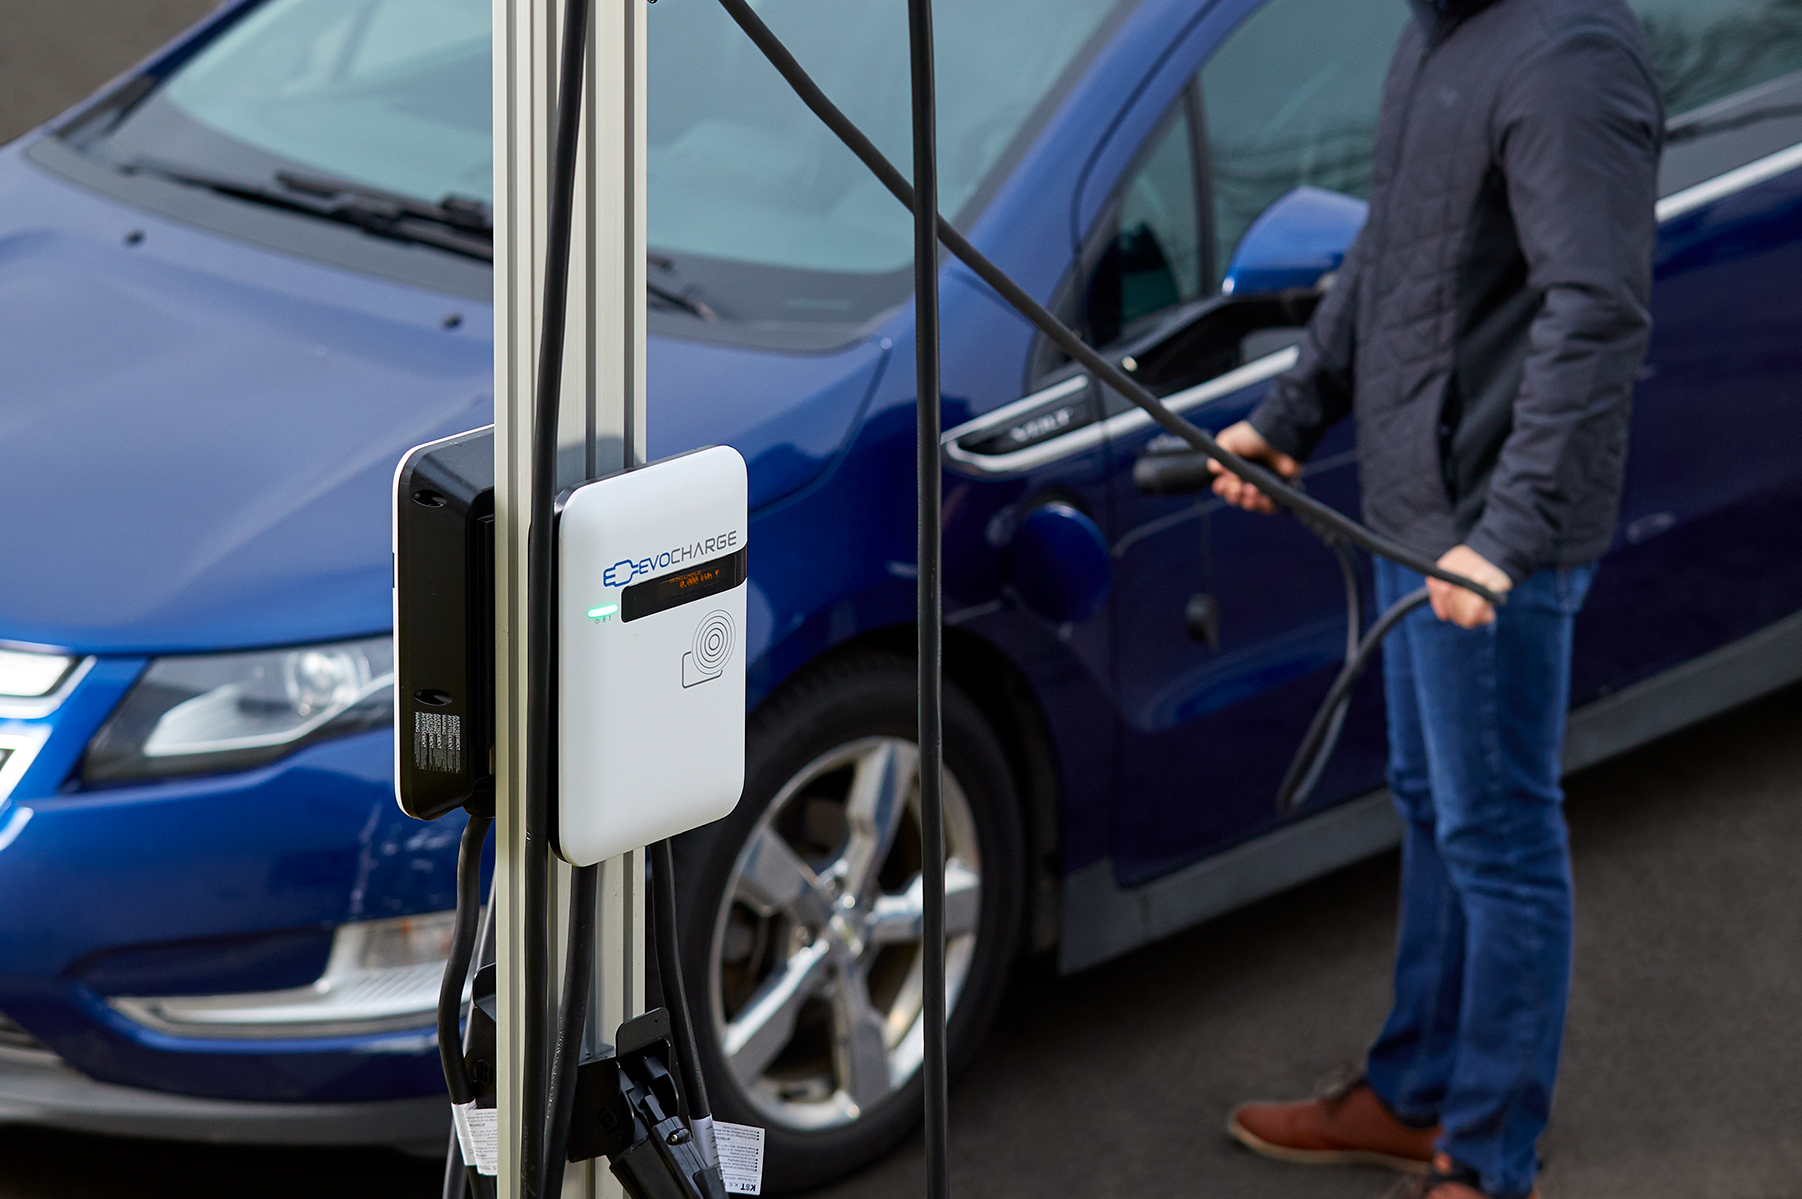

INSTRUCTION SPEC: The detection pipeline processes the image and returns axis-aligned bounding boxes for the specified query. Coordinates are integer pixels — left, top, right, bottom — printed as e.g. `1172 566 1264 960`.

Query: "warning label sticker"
715 1121 765 1195
414 711 462 773
451 1101 498 1175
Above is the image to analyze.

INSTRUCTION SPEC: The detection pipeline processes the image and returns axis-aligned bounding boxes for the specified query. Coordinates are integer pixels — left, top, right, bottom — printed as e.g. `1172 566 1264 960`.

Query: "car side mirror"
1222 187 1368 297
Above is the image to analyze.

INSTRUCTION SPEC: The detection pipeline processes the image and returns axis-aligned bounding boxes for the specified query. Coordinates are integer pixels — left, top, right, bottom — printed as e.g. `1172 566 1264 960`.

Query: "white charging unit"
556 445 749 867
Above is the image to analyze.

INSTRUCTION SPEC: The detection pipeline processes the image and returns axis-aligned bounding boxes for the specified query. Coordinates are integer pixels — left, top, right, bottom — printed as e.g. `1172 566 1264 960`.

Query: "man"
1209 2 1662 1197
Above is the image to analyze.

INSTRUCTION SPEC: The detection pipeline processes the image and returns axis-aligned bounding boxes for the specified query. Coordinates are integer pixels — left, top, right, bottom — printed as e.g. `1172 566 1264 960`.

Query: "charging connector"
567 1009 721 1199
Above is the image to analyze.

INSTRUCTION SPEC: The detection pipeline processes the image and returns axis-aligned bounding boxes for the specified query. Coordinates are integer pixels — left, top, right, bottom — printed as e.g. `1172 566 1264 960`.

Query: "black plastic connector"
1133 449 1216 496
567 1010 725 1199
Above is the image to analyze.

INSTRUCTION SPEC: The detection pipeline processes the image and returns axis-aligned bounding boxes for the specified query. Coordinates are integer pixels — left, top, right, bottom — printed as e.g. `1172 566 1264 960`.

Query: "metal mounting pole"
494 1 647 1196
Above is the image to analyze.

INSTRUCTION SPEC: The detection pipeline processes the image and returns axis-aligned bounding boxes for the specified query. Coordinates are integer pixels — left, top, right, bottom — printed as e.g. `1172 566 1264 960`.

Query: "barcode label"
414 711 462 773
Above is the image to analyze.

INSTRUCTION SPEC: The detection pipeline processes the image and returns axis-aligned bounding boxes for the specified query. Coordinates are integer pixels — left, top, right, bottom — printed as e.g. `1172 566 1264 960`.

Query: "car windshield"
63 0 1125 328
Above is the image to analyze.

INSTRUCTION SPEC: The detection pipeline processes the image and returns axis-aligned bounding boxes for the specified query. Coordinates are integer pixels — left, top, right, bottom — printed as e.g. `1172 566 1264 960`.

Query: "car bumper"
1 658 465 1109
0 1049 449 1149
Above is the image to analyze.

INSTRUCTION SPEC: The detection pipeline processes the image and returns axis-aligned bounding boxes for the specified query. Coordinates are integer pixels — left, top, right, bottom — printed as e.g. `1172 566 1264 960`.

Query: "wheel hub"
709 736 982 1131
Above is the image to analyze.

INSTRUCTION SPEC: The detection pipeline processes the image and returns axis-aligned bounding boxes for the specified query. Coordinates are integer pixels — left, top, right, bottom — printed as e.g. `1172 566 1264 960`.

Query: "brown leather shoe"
1397 1154 1539 1199
1227 1075 1438 1172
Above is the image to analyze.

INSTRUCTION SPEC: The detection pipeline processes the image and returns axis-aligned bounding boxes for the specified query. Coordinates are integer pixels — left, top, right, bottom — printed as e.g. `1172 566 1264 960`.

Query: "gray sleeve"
1463 31 1663 583
1246 228 1363 461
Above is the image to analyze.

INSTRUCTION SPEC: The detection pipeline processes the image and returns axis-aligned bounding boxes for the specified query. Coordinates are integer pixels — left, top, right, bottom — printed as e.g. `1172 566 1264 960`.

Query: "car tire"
670 650 1025 1193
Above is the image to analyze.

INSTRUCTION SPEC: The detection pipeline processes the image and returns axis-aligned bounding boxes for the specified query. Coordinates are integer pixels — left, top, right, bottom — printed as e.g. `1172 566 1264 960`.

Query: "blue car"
3 0 1801 1187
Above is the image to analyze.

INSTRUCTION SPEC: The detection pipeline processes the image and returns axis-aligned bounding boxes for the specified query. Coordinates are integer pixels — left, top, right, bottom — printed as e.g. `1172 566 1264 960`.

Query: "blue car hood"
0 150 887 655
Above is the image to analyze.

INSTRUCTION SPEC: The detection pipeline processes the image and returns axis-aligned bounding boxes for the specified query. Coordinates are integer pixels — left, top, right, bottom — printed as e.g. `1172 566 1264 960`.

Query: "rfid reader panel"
557 446 749 867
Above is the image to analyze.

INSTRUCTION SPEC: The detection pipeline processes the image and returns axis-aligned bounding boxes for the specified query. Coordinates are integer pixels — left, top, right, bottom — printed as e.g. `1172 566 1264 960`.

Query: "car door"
1571 2 1802 706
1094 0 1408 887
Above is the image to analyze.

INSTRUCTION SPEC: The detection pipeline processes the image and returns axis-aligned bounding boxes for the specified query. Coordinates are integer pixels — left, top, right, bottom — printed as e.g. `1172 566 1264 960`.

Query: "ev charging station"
395 0 729 1195
394 2 952 1193
391 2 1506 1196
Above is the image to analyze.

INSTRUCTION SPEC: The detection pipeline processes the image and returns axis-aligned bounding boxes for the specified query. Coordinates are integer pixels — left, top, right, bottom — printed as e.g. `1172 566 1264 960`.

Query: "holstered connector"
566 1009 726 1199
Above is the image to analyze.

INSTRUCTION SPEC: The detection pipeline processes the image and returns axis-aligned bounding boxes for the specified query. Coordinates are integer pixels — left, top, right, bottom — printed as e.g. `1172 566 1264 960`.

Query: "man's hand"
1428 545 1513 629
1208 421 1302 515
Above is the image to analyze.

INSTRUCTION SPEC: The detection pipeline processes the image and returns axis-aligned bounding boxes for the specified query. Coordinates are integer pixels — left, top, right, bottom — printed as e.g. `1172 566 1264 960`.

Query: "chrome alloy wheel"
708 736 981 1130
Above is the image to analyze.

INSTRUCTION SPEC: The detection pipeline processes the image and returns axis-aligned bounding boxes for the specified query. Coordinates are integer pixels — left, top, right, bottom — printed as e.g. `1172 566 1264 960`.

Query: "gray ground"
0 0 218 144
814 689 1802 1199
3 5 1799 1197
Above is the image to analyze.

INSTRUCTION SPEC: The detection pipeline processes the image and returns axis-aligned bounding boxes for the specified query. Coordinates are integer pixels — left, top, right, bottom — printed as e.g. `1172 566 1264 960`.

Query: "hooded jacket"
1247 0 1664 583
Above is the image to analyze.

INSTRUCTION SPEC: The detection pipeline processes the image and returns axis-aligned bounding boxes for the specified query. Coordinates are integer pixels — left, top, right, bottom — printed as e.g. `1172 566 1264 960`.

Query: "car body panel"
1573 151 1802 706
0 141 897 655
0 722 458 1100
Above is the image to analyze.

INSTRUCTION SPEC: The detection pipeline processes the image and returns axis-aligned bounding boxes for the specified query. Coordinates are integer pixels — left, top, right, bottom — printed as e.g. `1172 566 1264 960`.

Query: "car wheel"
671 651 1025 1192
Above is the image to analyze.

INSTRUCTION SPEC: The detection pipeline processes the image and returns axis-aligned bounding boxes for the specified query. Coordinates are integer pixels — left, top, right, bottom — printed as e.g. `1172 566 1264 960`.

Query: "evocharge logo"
602 530 739 589
603 559 650 587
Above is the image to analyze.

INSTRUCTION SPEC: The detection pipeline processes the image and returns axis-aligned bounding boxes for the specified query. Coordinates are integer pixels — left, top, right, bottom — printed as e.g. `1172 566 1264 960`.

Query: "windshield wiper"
277 170 493 237
121 159 494 262
1667 103 1802 145
647 253 718 321
125 160 727 320
648 279 717 321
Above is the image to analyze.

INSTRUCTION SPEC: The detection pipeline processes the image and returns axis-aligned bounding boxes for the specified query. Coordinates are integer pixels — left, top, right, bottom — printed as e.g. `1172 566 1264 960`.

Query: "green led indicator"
588 603 619 622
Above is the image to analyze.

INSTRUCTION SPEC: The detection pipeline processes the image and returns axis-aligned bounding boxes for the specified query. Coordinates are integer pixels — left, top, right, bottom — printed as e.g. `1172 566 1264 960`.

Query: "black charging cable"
708 0 1500 613
903 3 951 1198
441 811 493 1109
521 0 594 1192
1274 540 1364 811
537 844 714 1197
1275 586 1431 814
439 811 494 1199
542 863 599 1197
650 840 716 1165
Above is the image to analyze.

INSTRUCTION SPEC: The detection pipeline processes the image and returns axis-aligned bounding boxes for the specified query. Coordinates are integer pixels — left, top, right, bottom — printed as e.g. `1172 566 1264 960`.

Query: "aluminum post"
494 0 646 1196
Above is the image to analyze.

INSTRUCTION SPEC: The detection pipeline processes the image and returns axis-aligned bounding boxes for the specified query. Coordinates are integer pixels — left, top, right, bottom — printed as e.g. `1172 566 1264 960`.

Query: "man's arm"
1462 30 1664 585
1245 226 1365 461
1210 228 1366 512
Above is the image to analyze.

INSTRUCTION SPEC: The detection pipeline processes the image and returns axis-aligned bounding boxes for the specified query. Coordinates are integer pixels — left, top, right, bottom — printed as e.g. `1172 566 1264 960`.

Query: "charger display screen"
621 548 748 622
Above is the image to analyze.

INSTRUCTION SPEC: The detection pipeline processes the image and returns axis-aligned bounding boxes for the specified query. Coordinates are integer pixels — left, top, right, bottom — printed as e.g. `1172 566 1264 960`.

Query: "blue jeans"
1364 557 1595 1199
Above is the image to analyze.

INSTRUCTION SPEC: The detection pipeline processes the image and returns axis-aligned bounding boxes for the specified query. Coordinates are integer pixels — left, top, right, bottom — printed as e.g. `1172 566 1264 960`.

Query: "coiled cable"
1276 587 1432 814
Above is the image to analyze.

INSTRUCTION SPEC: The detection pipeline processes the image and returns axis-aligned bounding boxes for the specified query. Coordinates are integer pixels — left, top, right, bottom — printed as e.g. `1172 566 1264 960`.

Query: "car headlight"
0 647 77 698
82 637 393 783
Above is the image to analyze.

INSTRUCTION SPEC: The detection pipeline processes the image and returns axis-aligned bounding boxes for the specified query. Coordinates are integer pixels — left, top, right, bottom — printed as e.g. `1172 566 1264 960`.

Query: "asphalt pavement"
0 0 217 144
3 5 1800 1197
811 687 1802 1199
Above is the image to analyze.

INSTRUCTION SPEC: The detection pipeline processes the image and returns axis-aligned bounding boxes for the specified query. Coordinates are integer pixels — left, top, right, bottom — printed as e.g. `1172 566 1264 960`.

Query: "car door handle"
941 375 1103 475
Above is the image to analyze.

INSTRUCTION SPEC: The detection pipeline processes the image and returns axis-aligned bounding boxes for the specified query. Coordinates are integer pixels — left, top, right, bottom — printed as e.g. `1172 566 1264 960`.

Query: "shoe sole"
1225 1111 1433 1174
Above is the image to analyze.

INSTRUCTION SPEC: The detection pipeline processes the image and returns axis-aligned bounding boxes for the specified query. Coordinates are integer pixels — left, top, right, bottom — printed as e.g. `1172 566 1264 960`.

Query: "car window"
60 0 1130 330
1197 0 1407 289
1632 0 1802 117
1083 104 1205 348
161 0 493 205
